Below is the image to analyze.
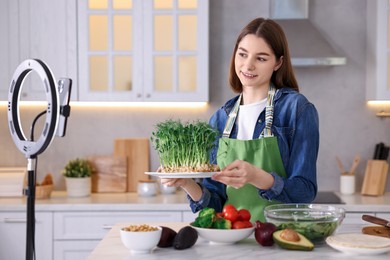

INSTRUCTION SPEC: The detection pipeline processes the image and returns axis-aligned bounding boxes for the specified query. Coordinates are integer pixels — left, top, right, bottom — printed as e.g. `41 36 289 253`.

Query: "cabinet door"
54 240 99 260
54 211 181 240
0 0 78 102
143 0 209 102
366 0 390 100
0 0 19 101
78 0 209 102
0 212 53 260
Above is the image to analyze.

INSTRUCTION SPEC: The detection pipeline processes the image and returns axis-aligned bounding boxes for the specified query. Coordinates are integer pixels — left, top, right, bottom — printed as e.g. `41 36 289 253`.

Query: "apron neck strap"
222 85 277 138
260 85 276 138
222 94 242 138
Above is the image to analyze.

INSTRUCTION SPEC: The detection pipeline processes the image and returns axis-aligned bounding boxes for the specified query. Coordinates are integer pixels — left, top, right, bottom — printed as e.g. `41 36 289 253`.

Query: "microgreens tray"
145 172 217 178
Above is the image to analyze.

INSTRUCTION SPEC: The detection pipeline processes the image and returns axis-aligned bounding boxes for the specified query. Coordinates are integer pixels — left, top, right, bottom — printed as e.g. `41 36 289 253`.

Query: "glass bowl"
264 204 345 243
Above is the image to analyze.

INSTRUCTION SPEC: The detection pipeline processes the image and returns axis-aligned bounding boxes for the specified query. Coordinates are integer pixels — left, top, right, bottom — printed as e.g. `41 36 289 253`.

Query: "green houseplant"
63 158 92 178
62 158 92 197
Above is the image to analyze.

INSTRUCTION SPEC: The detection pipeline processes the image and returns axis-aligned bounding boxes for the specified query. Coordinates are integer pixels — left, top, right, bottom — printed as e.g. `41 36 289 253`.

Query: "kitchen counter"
0 191 190 211
87 222 390 260
1 191 390 213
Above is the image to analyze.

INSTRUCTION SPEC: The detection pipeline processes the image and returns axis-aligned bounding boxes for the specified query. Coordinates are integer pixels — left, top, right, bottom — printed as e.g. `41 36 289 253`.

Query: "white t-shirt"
236 98 267 140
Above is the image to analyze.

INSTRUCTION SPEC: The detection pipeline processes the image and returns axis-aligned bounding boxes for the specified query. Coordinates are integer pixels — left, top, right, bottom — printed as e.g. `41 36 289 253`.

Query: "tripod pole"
26 157 36 260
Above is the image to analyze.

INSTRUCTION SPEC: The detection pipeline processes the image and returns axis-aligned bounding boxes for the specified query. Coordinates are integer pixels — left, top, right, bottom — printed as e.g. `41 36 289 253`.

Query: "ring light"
7 59 59 158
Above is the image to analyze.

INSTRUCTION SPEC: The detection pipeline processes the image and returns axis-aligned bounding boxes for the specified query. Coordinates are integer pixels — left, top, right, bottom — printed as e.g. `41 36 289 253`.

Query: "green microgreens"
151 119 220 172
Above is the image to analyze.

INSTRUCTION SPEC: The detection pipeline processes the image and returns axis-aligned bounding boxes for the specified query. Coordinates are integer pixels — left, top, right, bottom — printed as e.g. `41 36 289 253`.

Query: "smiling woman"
163 17 319 222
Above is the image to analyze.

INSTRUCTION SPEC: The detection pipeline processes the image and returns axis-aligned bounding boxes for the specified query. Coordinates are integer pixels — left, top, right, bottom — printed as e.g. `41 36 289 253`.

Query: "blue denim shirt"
188 87 319 213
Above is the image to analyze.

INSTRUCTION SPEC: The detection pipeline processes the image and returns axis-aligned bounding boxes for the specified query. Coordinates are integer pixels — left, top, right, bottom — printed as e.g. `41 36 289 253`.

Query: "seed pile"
122 224 158 232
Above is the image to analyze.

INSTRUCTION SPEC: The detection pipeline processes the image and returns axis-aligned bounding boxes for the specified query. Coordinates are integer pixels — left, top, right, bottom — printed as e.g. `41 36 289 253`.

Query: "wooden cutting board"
362 226 390 238
113 138 150 192
88 155 127 193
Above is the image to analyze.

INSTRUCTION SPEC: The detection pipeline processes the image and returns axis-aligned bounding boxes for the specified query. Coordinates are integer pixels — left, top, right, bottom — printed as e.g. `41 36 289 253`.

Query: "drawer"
54 240 99 260
54 211 181 240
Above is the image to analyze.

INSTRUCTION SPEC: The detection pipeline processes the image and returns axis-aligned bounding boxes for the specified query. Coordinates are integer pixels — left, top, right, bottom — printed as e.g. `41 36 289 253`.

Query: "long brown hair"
228 18 299 93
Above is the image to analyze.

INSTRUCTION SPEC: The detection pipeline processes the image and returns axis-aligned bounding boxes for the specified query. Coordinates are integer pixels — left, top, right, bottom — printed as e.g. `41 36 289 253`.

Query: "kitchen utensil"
362 226 390 238
114 139 150 192
88 155 127 193
361 160 389 196
349 155 361 174
336 156 346 174
373 143 384 159
362 214 390 228
340 174 355 194
380 146 389 160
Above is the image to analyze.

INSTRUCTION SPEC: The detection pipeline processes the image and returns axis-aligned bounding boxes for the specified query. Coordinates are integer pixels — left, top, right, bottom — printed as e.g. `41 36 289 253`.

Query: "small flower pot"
65 177 91 197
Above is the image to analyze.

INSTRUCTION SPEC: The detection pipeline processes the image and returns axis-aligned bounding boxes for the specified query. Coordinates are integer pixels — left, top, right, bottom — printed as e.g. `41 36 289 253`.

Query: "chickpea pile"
122 224 158 232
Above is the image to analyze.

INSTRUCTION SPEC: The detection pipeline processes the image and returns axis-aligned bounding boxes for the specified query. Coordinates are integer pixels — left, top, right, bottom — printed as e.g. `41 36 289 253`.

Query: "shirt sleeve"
187 178 227 213
258 172 284 200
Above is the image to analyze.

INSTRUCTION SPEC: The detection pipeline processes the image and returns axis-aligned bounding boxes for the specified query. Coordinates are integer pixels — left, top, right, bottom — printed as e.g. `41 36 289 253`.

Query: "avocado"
157 226 177 248
273 229 314 251
173 226 198 250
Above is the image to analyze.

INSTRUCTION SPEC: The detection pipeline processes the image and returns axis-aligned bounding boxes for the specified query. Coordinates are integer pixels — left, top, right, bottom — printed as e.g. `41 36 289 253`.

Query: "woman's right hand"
160 178 188 188
160 177 203 202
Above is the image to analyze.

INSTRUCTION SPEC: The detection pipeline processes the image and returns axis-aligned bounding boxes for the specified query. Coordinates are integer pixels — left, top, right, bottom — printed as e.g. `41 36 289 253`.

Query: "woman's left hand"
211 160 274 189
211 160 257 188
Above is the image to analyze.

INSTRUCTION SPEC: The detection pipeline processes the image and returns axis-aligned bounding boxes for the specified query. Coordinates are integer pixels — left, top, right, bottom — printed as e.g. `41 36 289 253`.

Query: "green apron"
217 85 287 222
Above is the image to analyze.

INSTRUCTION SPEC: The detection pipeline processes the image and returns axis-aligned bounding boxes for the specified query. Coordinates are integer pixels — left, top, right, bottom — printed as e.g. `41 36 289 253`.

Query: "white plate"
145 172 217 178
326 233 390 255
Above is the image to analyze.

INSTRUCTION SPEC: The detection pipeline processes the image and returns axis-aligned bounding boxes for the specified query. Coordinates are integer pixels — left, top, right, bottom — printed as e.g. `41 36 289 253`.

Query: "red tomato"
223 205 238 222
237 209 251 222
216 212 224 218
243 220 253 228
232 220 247 229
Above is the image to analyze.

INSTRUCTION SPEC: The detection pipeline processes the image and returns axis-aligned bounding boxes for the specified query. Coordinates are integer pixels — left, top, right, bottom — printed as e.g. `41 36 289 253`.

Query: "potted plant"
62 158 92 197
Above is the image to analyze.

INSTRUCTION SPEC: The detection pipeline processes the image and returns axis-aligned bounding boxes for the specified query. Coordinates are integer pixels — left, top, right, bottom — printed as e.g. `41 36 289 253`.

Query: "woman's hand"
160 178 188 188
211 160 274 189
160 177 203 201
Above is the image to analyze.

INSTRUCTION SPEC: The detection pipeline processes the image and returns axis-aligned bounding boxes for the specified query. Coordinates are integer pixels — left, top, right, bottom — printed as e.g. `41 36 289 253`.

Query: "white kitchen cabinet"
77 0 209 102
0 0 78 102
53 211 182 259
54 240 99 260
366 0 390 100
0 0 19 101
0 212 53 260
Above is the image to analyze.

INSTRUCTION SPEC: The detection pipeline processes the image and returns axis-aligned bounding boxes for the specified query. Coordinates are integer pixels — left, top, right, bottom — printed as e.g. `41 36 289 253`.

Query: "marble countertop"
87 222 390 260
1 191 390 212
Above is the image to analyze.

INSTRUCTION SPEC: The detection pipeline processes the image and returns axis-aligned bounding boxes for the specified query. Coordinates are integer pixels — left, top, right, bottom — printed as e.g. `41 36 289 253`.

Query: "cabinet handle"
3 218 27 223
102 224 113 229
146 93 151 98
137 93 142 98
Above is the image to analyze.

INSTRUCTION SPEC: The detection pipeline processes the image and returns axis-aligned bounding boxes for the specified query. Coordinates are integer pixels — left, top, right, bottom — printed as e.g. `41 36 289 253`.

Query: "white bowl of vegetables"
190 205 255 245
